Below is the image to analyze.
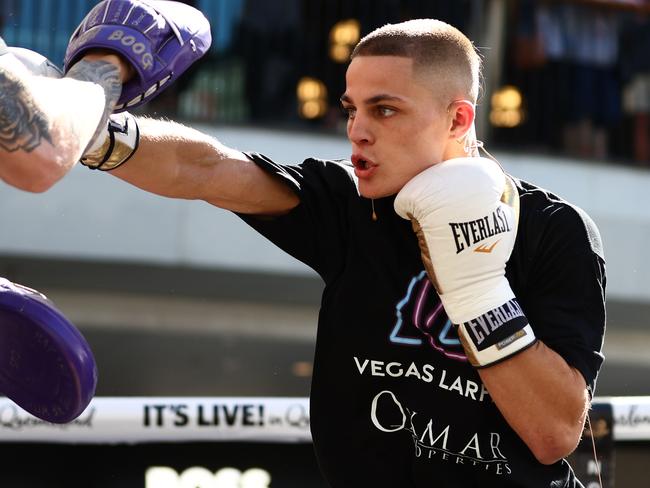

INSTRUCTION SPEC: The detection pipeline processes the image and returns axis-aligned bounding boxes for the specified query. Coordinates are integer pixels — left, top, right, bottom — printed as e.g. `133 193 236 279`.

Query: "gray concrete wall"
1 125 648 302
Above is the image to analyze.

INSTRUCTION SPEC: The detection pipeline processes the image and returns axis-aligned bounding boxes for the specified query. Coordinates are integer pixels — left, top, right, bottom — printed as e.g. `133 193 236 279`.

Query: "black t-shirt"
238 153 606 488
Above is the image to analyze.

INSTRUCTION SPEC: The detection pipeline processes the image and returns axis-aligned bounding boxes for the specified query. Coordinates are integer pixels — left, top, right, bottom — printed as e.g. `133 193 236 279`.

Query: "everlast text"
449 207 511 254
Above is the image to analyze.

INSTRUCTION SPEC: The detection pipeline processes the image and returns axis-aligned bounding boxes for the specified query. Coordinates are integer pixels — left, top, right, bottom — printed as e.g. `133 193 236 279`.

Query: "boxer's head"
341 19 482 198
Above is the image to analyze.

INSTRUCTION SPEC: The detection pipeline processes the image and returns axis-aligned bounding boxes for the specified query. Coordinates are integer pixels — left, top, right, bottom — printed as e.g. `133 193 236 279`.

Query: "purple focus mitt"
0 278 97 423
64 0 212 112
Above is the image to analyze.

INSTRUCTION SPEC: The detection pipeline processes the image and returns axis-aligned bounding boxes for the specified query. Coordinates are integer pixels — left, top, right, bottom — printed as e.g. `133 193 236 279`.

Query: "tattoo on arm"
0 69 52 152
65 59 122 152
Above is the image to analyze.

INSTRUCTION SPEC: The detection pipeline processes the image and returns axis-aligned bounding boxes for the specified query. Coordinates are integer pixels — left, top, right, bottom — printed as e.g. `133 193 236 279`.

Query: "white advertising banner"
607 396 650 441
0 397 311 444
0 396 647 444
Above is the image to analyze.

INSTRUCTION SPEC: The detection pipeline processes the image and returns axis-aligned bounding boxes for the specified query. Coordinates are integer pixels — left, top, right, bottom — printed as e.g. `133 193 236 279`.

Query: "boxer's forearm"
478 341 589 465
109 117 299 215
109 116 243 198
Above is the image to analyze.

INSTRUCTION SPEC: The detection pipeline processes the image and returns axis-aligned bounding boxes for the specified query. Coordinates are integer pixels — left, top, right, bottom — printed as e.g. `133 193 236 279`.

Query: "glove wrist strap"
81 112 139 171
455 297 537 368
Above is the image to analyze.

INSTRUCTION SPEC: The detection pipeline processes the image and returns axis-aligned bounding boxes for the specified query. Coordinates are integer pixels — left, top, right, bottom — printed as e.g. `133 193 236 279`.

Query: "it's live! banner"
0 397 312 444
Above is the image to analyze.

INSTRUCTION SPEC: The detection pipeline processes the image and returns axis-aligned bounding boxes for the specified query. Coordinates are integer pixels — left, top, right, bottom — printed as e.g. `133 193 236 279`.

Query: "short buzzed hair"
351 19 482 104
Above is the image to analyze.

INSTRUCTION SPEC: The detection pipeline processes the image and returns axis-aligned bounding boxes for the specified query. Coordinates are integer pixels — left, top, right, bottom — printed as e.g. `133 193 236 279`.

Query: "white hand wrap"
81 111 139 171
394 157 537 368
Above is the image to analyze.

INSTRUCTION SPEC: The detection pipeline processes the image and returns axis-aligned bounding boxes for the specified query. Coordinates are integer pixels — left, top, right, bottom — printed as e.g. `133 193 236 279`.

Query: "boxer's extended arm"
109 117 300 216
0 52 126 192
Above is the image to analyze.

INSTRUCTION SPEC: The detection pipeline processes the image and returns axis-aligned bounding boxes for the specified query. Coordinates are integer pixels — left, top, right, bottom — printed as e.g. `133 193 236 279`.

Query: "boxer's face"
342 55 451 198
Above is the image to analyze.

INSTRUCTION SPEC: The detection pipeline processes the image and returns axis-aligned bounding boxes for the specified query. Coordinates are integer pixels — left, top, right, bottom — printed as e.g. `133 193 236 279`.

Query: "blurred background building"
3 0 649 164
1 1 650 486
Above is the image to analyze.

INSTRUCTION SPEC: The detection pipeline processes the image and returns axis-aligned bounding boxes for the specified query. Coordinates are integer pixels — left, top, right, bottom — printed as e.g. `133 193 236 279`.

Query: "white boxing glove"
394 158 537 368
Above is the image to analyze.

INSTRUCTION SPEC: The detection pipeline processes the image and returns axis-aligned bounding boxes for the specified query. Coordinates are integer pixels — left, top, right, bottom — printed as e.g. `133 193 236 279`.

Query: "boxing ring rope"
0 396 647 444
0 396 647 487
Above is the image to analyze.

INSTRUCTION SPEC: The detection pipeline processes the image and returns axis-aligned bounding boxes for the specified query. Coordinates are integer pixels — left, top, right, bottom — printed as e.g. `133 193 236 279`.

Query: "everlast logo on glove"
456 298 535 368
449 206 512 254
462 299 527 349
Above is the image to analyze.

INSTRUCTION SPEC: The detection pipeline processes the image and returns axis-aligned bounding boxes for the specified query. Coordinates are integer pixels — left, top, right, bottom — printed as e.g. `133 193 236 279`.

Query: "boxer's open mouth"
352 154 375 170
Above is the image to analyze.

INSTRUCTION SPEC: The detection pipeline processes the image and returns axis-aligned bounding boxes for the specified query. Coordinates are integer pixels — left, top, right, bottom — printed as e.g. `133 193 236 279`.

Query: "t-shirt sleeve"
236 152 358 283
523 203 606 396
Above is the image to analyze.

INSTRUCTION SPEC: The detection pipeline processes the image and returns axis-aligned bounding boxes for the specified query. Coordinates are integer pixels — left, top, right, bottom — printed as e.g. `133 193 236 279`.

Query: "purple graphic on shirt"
390 271 467 362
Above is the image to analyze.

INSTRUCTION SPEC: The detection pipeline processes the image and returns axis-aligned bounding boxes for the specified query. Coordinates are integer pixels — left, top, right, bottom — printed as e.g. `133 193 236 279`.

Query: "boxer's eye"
342 105 356 119
375 106 396 117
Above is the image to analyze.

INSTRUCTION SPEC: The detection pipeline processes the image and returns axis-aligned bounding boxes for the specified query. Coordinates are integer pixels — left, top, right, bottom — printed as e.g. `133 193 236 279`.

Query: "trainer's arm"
109 117 300 216
0 53 127 192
